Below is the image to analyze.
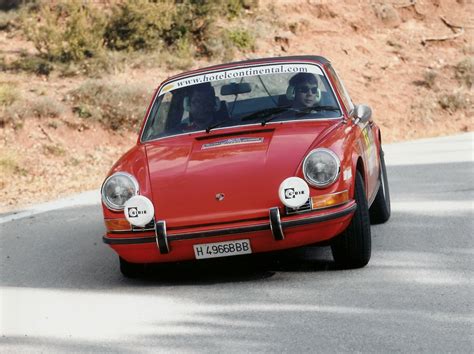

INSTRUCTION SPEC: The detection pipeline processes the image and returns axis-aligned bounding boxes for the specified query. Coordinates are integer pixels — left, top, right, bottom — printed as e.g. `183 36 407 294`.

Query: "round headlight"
101 172 139 211
303 148 340 188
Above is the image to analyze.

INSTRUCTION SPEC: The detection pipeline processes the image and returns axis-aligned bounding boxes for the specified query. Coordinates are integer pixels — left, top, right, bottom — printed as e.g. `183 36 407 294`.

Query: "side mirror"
221 82 251 96
353 104 372 124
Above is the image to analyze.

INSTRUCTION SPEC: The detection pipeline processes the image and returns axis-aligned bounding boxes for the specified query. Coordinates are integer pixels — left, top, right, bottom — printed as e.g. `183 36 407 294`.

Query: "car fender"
294 121 361 199
351 121 381 203
102 145 152 218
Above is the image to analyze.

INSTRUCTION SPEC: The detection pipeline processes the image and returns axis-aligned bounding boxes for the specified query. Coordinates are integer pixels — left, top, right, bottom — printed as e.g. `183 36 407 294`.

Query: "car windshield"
141 63 342 141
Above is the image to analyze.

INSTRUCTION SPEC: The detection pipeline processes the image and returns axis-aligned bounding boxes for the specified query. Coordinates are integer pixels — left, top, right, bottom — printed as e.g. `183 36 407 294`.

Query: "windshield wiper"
240 106 291 126
262 105 341 124
295 105 341 116
206 121 228 133
207 105 340 132
206 106 291 132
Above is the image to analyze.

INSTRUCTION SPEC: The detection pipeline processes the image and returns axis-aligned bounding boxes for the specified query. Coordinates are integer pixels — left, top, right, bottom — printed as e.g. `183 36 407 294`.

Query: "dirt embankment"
0 0 472 212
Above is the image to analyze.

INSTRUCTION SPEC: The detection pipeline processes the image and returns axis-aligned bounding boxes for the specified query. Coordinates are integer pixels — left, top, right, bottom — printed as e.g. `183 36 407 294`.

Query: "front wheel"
369 149 391 224
119 257 145 278
331 171 371 269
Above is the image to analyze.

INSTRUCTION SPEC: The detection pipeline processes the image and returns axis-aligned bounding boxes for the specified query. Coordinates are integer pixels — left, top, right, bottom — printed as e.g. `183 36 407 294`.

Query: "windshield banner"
159 63 324 95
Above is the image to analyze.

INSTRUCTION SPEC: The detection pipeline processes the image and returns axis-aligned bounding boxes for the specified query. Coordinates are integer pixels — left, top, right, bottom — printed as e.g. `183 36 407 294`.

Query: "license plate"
193 239 252 260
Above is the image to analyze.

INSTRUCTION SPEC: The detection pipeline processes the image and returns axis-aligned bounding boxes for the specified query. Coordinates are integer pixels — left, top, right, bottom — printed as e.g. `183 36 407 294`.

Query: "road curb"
0 189 101 224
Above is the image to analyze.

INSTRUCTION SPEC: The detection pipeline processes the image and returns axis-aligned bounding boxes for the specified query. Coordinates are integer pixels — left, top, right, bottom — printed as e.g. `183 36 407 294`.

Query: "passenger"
287 73 321 110
184 83 220 131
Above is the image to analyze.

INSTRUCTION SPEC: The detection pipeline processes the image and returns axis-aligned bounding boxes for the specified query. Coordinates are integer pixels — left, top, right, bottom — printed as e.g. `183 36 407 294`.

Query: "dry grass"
455 57 473 88
0 149 28 194
1 95 67 128
413 69 438 89
438 92 468 112
68 79 150 131
0 82 19 106
43 144 66 157
30 96 67 118
422 70 437 89
0 82 20 127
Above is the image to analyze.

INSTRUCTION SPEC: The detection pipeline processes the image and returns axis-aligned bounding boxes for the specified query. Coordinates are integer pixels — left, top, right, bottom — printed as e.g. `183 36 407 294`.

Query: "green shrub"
202 27 255 60
69 80 150 131
9 55 53 76
166 1 258 55
0 0 25 11
21 1 106 62
15 0 260 72
0 8 20 30
222 0 245 19
56 54 117 78
164 0 219 55
104 0 175 51
202 35 234 61
225 28 255 51
223 0 258 19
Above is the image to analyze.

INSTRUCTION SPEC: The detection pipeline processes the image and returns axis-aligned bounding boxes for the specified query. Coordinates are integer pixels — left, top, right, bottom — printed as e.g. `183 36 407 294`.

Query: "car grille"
285 198 312 215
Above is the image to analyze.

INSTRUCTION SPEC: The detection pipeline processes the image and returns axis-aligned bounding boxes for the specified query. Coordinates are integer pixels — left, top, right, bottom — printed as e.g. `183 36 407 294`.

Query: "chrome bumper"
102 202 357 253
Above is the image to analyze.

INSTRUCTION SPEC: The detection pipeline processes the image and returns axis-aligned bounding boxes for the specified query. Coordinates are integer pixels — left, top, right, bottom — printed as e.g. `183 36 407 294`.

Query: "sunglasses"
296 86 318 94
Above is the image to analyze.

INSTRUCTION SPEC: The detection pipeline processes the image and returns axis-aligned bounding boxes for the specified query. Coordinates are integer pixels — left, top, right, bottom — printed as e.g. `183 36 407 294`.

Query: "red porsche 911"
100 56 391 277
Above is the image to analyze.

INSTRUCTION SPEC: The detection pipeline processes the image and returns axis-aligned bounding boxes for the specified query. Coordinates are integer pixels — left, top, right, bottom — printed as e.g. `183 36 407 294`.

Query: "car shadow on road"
129 246 336 285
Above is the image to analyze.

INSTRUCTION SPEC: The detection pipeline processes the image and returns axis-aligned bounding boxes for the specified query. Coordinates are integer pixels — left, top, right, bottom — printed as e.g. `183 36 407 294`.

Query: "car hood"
145 121 340 228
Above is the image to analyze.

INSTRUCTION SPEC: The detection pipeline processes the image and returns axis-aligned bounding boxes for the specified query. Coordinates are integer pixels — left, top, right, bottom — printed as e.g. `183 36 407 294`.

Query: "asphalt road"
1 133 473 353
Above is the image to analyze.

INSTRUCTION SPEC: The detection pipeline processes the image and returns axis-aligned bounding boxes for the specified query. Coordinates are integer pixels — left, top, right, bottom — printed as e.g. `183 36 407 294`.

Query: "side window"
327 65 354 114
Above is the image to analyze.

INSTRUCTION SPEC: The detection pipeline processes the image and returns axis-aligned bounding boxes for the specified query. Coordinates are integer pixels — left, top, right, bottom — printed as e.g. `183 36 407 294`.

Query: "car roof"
162 55 331 86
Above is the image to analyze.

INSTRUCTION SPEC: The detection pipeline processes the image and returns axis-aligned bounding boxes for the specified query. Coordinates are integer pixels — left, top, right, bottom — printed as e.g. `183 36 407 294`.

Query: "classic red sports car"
101 56 391 277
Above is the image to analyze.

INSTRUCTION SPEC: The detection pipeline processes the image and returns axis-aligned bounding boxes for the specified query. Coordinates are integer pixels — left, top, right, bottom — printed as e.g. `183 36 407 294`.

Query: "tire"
369 149 391 224
119 257 145 278
331 171 371 269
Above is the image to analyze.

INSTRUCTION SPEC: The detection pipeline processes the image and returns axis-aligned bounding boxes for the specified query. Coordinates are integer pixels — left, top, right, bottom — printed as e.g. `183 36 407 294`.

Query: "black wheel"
369 149 391 224
331 171 371 269
119 257 145 278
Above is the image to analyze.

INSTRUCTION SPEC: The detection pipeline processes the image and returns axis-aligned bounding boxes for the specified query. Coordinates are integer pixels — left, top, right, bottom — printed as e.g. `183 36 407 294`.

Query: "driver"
288 73 320 110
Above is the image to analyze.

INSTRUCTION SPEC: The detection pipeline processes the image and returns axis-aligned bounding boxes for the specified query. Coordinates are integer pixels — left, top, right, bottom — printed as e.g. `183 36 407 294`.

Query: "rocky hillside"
0 0 472 212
